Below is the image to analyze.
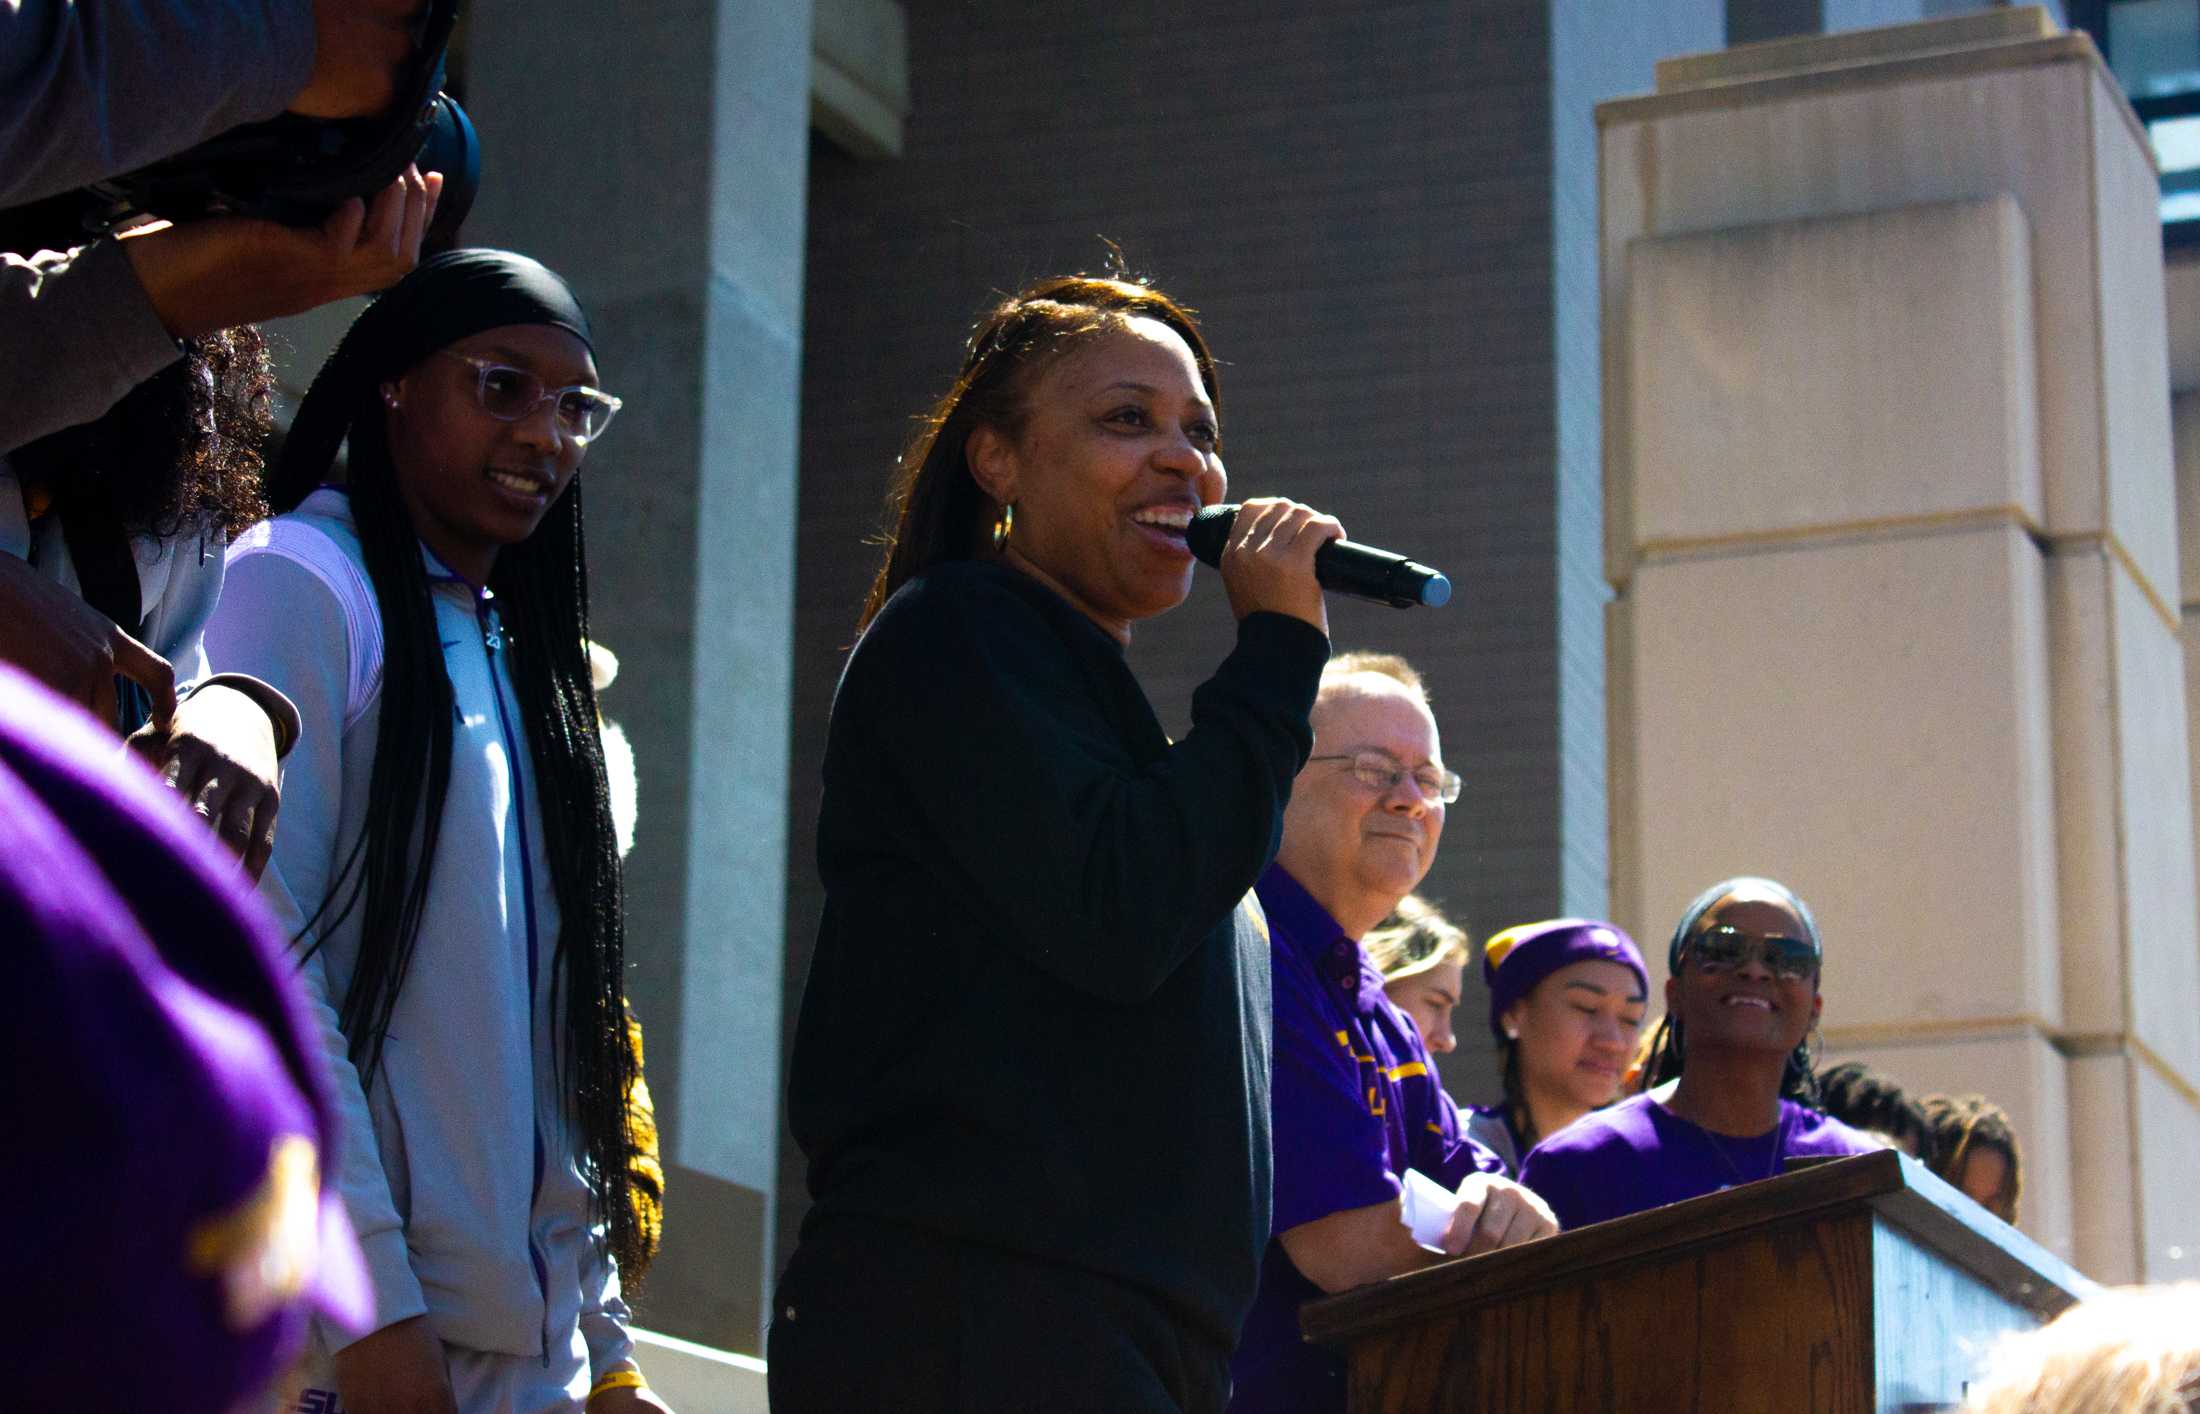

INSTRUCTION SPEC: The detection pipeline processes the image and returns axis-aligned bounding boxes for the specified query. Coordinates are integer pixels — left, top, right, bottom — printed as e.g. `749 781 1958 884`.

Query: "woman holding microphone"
774 274 1340 1414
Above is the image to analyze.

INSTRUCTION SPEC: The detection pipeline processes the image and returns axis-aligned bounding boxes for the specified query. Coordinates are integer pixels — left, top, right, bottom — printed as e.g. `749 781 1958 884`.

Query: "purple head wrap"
1481 917 1650 1044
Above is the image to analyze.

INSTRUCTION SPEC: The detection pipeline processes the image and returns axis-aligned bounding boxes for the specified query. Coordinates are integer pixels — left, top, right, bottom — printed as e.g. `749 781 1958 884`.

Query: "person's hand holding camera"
290 0 431 119
120 165 443 338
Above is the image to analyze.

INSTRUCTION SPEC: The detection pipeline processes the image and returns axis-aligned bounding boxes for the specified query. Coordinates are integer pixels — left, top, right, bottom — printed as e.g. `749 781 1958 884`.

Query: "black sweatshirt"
786 559 1329 1352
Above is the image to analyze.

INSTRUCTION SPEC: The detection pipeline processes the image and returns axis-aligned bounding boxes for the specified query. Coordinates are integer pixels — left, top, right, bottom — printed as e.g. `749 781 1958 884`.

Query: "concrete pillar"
463 0 812 1352
2165 249 2200 1282
1601 8 2200 1282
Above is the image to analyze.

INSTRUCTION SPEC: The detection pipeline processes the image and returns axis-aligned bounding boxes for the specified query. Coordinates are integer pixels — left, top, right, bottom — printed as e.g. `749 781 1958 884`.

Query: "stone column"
1602 7 2200 1282
463 0 813 1351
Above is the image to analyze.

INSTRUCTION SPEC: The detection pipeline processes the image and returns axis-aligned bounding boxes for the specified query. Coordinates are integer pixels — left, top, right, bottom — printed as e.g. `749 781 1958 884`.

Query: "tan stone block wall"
2063 1048 2200 1283
1613 524 2059 1029
2132 1056 2200 1283
2065 1051 2141 1282
2046 550 2200 1079
2109 576 2200 1082
1627 198 2040 545
2091 64 2181 612
1603 16 2198 1292
1600 44 2178 603
2045 550 2124 1036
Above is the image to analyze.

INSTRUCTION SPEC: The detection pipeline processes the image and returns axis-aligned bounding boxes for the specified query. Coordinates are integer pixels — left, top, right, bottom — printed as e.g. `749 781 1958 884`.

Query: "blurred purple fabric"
0 663 367 1413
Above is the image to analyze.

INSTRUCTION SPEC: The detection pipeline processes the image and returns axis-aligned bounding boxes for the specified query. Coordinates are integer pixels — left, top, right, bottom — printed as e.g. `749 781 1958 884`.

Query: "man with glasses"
1227 652 1556 1414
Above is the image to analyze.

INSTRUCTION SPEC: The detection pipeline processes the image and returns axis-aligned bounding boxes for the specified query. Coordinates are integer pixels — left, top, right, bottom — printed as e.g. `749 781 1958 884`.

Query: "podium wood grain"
1300 1151 2090 1414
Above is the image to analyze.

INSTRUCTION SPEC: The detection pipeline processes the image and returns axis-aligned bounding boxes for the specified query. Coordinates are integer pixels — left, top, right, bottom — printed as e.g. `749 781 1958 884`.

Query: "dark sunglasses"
1683 923 1820 981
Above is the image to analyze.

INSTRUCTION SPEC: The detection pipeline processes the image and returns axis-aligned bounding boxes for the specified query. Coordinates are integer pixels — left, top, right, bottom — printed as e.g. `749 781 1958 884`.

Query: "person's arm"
125 677 290 876
0 243 180 457
0 0 314 208
852 576 1327 1004
0 544 177 724
584 1369 673 1412
577 1242 637 1393
1 171 440 457
1267 957 1554 1295
119 529 298 878
575 1253 675 1412
0 0 424 209
1278 1172 1558 1294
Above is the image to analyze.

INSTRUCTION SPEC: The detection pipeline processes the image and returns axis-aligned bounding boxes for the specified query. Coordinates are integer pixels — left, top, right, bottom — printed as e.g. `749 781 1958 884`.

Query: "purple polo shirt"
1227 866 1501 1414
1517 1091 1883 1230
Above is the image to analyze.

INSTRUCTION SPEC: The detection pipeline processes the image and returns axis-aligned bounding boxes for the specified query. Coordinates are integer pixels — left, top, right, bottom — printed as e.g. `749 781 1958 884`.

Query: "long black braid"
295 409 451 1093
1497 1042 1542 1155
488 475 641 1282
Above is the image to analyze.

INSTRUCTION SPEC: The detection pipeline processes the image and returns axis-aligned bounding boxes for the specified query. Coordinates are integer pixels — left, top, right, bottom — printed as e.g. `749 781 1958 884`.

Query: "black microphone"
1184 504 1452 609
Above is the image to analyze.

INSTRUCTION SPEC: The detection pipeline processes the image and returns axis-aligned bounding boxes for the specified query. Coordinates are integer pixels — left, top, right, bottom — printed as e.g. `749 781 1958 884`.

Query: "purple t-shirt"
1228 866 1501 1414
1516 1091 1883 1230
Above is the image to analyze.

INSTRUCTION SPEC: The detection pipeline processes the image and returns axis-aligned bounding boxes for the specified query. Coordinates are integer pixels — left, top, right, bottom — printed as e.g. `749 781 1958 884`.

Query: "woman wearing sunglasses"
204 252 667 1413
1516 876 1878 1230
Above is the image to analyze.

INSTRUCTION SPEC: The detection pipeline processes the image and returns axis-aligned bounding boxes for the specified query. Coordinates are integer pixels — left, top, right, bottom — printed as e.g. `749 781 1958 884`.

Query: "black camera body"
0 0 478 256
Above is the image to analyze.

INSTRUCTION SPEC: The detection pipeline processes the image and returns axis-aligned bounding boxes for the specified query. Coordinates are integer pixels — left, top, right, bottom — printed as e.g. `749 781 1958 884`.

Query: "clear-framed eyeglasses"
438 351 623 443
1306 750 1462 804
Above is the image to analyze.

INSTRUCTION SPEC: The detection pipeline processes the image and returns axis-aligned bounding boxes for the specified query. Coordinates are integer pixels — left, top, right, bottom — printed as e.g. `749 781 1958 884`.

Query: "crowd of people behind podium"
1366 892 2026 1226
5 5 2198 1414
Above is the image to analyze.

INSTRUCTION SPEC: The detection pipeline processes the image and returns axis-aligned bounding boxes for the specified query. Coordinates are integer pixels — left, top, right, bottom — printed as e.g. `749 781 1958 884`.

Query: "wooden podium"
1299 1150 2093 1413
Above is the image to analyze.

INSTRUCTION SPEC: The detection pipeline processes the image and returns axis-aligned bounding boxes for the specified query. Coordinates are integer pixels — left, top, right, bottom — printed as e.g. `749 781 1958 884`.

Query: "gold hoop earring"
991 502 1015 553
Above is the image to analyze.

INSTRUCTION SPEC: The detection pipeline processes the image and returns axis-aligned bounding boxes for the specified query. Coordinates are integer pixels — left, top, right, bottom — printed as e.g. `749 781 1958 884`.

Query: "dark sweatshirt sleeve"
0 0 315 208
846 572 1327 1004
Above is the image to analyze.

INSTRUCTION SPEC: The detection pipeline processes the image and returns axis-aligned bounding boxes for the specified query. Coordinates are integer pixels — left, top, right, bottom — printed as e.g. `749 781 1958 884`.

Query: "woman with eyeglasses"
1516 876 1878 1230
203 252 668 1414
1464 918 1649 1176
774 274 1339 1414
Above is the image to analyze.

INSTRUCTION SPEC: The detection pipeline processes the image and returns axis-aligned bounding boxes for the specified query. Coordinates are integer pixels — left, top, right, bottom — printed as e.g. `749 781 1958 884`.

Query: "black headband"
272 248 593 512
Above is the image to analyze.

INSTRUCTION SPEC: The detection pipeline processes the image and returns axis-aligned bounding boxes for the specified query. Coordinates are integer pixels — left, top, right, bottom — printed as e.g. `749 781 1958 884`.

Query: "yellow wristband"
589 1368 648 1399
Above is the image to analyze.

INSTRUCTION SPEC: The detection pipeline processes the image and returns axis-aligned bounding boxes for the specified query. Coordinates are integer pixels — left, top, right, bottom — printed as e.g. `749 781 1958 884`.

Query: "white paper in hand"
1398 1168 1458 1252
